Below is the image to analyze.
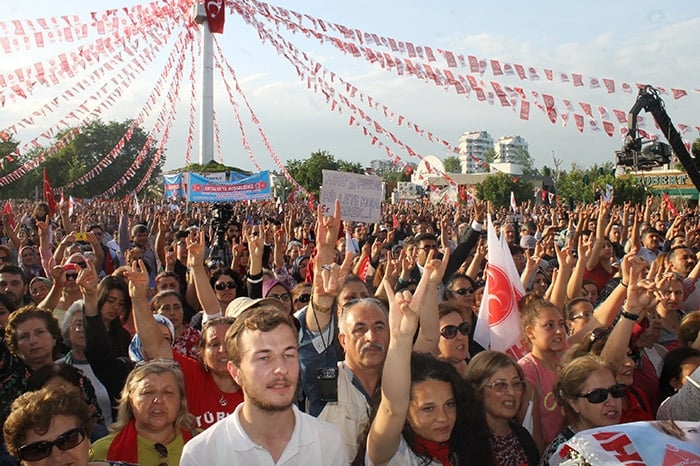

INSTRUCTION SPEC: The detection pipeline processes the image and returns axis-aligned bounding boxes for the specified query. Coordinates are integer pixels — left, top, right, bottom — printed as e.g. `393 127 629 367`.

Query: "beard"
240 372 298 413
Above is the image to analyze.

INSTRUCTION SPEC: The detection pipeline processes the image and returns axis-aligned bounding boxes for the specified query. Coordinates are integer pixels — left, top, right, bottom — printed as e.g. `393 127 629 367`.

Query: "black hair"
403 353 494 466
659 347 700 401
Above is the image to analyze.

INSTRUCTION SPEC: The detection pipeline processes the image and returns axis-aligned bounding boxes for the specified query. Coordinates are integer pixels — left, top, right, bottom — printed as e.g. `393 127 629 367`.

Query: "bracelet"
620 281 628 288
311 297 332 314
620 308 639 321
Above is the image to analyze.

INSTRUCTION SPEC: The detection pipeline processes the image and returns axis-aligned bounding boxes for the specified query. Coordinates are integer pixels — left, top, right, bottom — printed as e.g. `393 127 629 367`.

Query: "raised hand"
126 259 150 300
383 281 419 340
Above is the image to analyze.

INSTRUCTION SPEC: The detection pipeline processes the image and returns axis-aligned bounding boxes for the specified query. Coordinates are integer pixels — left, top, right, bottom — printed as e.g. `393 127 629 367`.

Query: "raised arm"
305 200 342 333
600 259 656 368
366 282 420 466
412 248 449 355
128 259 173 359
187 231 221 316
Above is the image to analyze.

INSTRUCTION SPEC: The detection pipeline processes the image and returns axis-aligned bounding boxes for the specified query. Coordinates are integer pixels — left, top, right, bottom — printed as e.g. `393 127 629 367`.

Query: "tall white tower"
192 3 214 165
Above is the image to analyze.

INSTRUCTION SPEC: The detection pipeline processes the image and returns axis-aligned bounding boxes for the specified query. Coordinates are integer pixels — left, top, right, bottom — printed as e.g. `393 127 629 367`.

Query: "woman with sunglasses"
90 360 194 465
4 384 132 466
437 304 471 378
465 350 540 466
540 355 622 465
291 282 312 313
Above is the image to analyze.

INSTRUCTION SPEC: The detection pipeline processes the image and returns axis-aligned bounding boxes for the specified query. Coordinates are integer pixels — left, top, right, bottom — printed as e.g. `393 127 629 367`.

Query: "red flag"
205 0 225 34
42 168 57 217
662 193 678 217
672 89 688 100
392 214 399 229
474 215 528 359
2 201 15 228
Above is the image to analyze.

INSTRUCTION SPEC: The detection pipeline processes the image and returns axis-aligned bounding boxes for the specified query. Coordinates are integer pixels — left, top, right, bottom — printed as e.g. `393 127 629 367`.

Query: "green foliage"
285 150 365 196
0 120 165 200
443 156 461 173
476 173 534 209
484 149 497 163
382 169 411 183
172 160 251 175
555 162 646 205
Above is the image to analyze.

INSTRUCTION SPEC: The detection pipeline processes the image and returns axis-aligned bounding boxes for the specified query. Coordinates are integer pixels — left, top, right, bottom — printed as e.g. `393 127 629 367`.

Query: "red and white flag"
2 200 15 228
510 191 517 213
205 0 225 34
474 215 528 359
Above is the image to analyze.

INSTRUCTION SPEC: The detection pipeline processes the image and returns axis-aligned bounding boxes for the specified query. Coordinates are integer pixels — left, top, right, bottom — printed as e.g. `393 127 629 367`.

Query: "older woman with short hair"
3 384 132 466
89 361 194 465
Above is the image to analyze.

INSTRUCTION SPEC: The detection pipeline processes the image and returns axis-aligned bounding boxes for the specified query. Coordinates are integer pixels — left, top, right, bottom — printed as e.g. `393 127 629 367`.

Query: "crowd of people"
0 191 699 465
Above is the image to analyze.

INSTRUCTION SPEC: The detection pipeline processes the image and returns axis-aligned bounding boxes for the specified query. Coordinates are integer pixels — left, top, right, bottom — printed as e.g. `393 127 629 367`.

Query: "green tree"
0 120 164 199
443 156 461 173
285 150 365 196
484 148 497 164
476 173 534 209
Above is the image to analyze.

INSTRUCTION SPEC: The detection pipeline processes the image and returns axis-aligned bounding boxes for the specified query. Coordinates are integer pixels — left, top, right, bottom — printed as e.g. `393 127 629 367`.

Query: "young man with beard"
180 305 347 465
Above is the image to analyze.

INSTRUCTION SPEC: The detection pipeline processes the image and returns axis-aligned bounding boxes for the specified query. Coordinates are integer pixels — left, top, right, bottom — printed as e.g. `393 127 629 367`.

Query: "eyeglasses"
71 261 87 269
0 256 10 263
570 311 593 321
450 287 472 296
18 427 86 462
440 321 471 339
268 293 291 302
587 326 611 353
73 322 84 332
65 272 79 281
483 380 526 394
214 281 237 291
295 293 311 304
155 442 168 466
575 383 626 404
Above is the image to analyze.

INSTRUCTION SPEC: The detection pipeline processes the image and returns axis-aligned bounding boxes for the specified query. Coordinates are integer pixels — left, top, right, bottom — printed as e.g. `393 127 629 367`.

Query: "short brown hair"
5 306 61 357
679 312 700 348
464 350 524 399
225 306 297 365
554 354 616 420
3 385 90 459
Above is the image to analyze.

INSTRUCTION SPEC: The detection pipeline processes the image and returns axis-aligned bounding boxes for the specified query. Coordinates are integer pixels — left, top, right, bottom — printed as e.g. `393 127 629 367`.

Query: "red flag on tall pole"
43 168 57 217
474 214 529 359
205 0 225 33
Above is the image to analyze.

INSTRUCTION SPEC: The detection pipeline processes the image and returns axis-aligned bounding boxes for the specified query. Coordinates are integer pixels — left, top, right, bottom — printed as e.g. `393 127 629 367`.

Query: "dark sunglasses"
73 261 87 269
587 326 611 353
440 321 471 339
450 287 473 296
18 427 86 461
576 383 626 404
295 293 311 304
65 272 79 281
0 256 10 262
214 281 237 291
155 442 168 466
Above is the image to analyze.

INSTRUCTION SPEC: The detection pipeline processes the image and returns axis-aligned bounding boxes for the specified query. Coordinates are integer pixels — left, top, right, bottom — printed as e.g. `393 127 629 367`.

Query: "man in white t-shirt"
180 304 347 465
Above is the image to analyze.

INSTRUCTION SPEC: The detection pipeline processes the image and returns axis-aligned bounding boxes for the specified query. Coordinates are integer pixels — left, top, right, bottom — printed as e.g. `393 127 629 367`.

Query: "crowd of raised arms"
0 193 699 466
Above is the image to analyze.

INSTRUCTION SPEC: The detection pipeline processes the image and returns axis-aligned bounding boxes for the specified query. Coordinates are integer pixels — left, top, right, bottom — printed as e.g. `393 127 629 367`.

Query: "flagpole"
192 3 214 165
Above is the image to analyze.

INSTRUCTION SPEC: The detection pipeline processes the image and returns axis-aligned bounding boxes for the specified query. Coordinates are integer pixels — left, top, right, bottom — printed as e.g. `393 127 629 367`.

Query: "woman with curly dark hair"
363 284 493 466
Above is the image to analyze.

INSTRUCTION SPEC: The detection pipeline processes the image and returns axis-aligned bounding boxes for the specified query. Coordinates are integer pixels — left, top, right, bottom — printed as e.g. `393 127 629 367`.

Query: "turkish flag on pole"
43 168 57 217
474 215 529 359
205 0 225 34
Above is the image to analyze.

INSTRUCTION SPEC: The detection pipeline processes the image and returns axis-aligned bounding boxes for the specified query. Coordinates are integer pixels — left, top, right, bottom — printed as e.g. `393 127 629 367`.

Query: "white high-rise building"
495 135 528 164
457 131 493 173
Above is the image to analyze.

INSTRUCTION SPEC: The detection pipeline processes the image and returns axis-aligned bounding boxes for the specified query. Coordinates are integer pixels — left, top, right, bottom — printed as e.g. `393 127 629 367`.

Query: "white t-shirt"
365 436 441 466
180 403 348 466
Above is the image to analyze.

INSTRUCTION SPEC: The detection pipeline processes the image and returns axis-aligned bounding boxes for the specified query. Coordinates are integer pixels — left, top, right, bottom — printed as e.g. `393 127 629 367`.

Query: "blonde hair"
111 360 193 432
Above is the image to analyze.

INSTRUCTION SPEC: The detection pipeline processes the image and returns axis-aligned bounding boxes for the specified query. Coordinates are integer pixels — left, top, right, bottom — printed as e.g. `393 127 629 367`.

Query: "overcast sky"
4 0 700 176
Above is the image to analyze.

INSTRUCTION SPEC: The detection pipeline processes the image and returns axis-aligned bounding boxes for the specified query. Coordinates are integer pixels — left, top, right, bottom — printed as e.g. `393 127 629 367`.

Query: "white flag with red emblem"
510 191 517 213
474 215 529 359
